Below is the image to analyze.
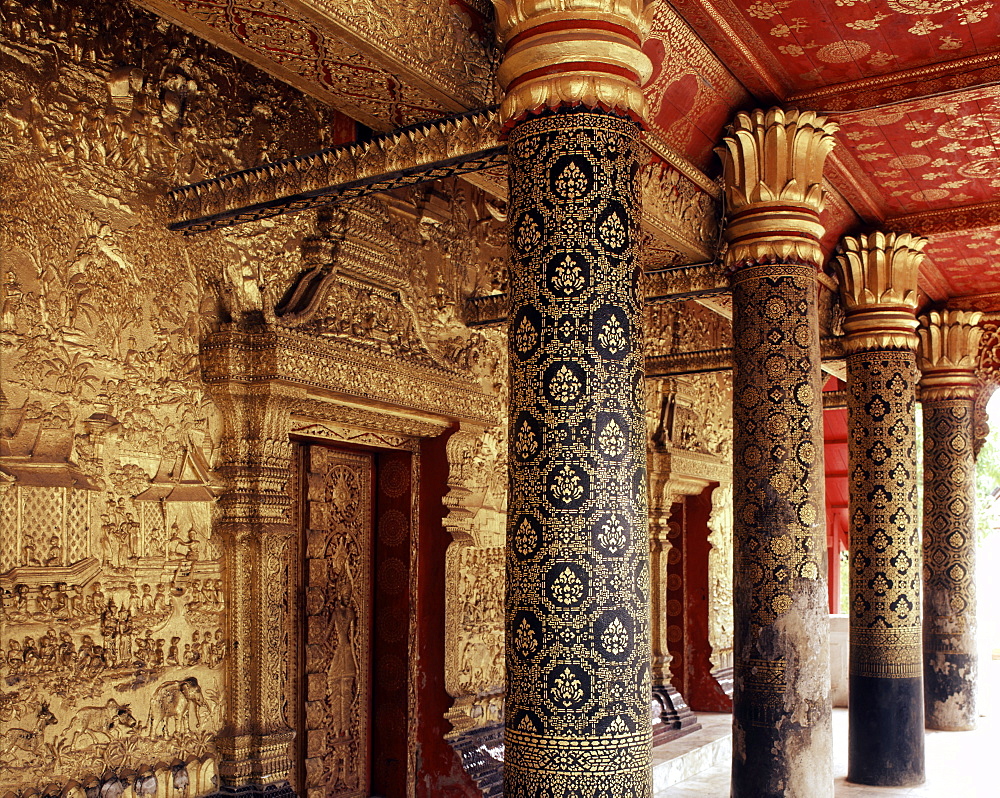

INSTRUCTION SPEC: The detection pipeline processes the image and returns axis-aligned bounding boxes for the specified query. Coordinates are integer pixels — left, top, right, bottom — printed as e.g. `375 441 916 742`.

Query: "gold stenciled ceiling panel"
132 0 495 129
643 1 751 172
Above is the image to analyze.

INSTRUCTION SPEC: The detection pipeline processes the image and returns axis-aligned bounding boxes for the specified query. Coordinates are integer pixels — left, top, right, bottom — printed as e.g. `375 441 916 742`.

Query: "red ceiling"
834 86 1000 215
925 224 1000 296
657 0 1000 304
668 0 1000 95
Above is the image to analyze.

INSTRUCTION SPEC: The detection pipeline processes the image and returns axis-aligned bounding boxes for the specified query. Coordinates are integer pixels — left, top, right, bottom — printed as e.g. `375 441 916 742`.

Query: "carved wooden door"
294 445 374 798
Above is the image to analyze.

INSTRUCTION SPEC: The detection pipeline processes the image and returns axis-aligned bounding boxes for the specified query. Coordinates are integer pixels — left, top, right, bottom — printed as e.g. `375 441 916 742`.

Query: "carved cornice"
717 108 839 270
170 110 504 233
167 111 718 260
918 310 985 401
886 200 1000 237
822 390 847 410
645 263 728 303
202 324 501 426
642 160 718 260
789 52 1000 114
645 337 844 377
644 132 720 198
289 397 448 440
491 0 654 126
645 348 734 377
833 232 925 354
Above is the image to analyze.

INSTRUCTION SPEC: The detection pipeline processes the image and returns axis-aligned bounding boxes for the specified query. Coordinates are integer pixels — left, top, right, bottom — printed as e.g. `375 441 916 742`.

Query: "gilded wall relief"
708 484 735 672
0 0 344 794
442 426 507 736
649 372 734 463
645 300 733 360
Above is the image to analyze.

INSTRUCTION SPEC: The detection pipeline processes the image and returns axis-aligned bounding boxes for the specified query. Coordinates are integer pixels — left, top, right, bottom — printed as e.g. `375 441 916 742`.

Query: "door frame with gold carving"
288 436 418 798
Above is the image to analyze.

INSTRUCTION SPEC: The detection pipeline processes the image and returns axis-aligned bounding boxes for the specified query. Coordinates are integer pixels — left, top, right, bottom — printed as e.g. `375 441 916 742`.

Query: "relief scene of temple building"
2 1 1000 797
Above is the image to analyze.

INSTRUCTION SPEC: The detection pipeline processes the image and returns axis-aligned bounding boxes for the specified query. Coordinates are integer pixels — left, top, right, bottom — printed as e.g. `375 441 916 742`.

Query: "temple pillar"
833 232 925 786
205 375 297 795
493 0 654 793
918 310 984 730
717 108 837 798
647 470 702 743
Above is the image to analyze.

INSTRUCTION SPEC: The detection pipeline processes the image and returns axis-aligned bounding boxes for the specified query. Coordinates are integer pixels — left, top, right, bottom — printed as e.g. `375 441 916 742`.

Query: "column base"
848 675 924 786
924 651 977 731
652 684 701 747
211 782 297 798
712 666 735 698
216 731 295 790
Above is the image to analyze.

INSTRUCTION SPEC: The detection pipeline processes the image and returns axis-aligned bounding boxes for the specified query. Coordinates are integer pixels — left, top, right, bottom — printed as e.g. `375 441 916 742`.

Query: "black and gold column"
718 109 837 798
833 232 925 786
493 1 654 794
918 310 984 731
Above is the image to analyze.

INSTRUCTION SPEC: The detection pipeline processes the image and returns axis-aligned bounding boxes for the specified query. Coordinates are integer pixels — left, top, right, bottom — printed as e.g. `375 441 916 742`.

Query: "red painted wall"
415 427 481 798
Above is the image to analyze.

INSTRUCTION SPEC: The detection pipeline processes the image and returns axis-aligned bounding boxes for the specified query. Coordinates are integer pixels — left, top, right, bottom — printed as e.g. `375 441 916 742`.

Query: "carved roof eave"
0 459 101 490
201 325 502 429
648 445 731 488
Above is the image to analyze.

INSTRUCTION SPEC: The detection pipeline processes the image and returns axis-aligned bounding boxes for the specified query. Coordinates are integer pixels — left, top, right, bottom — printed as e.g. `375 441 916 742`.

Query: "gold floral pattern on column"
918 310 983 731
720 107 835 798
504 112 651 797
833 230 925 787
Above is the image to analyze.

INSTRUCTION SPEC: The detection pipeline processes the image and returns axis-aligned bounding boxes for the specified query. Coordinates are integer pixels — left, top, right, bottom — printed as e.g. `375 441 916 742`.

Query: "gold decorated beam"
168 110 718 259
644 337 846 377
133 0 493 129
465 262 729 328
886 199 1000 237
169 109 505 234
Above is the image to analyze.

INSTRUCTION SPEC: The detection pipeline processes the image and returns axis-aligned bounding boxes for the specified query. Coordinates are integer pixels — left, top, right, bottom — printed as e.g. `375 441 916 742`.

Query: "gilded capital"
717 107 839 270
918 309 984 400
492 0 654 127
833 231 925 353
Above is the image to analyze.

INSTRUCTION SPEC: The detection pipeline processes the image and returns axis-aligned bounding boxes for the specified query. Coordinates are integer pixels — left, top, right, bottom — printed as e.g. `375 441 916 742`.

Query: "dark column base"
651 684 702 747
848 675 924 786
212 782 297 798
924 651 978 731
712 666 735 698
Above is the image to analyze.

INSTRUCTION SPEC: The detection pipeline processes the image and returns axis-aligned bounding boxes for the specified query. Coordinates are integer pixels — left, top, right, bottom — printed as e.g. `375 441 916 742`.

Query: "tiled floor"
657 658 1000 797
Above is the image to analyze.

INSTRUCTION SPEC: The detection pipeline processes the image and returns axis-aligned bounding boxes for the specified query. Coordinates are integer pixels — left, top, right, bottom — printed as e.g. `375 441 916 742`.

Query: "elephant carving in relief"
147 676 205 737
